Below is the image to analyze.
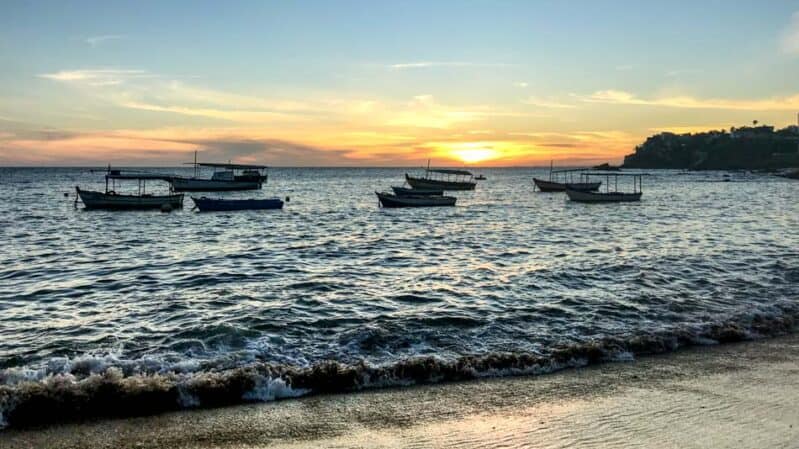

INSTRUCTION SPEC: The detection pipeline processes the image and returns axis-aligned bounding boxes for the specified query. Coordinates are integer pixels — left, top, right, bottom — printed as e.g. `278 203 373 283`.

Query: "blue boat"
191 196 284 212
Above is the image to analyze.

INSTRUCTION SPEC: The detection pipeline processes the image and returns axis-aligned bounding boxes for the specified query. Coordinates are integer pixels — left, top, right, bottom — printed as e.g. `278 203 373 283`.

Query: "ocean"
1 167 797 428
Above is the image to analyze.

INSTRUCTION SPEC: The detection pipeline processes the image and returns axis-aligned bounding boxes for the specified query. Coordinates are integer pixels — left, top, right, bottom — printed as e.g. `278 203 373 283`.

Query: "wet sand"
3 335 798 449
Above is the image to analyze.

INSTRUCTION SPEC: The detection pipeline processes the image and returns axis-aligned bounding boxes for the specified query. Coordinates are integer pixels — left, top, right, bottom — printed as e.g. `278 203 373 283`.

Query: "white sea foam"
242 375 309 402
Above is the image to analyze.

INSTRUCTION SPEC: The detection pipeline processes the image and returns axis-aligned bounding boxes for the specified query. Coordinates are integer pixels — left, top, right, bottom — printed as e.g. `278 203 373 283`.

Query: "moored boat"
169 154 268 192
533 164 601 192
565 172 645 203
391 186 444 196
533 178 601 192
191 197 284 212
170 163 268 191
76 169 184 210
77 187 184 210
405 161 476 191
376 192 456 208
565 189 642 202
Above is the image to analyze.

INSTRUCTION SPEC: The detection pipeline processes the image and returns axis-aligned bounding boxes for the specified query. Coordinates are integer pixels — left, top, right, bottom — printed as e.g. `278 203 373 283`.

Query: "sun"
448 143 499 164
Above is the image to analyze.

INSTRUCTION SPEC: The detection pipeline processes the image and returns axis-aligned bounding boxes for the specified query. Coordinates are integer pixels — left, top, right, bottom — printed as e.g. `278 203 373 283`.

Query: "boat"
191 197 284 211
391 186 444 196
565 189 642 202
533 164 601 192
376 192 456 208
475 174 487 180
76 169 183 210
405 161 476 191
169 153 268 192
565 172 645 203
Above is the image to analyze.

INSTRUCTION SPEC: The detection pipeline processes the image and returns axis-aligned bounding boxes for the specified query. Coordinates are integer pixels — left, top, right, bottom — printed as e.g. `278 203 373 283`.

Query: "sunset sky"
2 1 799 166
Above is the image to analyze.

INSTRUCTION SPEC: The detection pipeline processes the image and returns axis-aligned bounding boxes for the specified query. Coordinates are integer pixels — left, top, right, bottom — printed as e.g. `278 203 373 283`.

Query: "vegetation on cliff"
623 123 799 170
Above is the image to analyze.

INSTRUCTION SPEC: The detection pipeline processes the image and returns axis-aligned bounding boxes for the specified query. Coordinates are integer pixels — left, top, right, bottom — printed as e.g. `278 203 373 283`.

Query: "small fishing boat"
475 174 487 180
169 153 268 192
565 172 645 203
533 164 601 192
191 197 284 212
391 186 444 196
376 192 456 208
76 169 183 210
405 161 476 191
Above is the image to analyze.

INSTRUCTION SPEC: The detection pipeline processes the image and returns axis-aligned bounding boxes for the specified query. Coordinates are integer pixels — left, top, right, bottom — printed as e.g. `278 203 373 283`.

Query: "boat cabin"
194 163 268 183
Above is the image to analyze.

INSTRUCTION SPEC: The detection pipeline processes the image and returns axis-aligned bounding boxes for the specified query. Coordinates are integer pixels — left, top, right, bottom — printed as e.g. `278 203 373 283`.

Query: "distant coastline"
623 123 799 171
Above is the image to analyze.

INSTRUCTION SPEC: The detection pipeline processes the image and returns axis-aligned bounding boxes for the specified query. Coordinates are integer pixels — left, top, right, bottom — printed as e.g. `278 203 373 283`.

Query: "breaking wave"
1 309 796 429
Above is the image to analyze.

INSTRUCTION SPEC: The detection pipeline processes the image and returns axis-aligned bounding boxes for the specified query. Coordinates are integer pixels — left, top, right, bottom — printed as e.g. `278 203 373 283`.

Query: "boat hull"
391 186 444 196
565 188 642 203
376 192 456 208
191 197 284 211
533 178 601 192
405 174 475 191
77 188 184 210
169 177 265 192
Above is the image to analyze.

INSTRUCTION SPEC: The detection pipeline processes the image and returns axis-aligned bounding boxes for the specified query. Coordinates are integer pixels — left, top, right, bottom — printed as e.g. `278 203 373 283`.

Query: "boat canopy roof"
194 162 268 170
582 171 650 177
428 168 473 176
106 172 173 181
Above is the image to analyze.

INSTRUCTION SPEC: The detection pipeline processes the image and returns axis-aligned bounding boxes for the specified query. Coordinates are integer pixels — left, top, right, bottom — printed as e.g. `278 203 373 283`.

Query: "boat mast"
194 150 198 178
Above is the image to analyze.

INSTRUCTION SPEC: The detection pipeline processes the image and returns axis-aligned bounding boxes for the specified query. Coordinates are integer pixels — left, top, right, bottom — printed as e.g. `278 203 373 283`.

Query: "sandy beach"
3 334 798 449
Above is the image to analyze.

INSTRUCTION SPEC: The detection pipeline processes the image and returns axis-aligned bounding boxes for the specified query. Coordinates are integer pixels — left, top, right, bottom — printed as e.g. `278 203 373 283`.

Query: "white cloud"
514 82 528 88
582 89 799 111
38 69 152 86
86 35 124 47
781 12 799 55
388 61 512 69
523 96 577 109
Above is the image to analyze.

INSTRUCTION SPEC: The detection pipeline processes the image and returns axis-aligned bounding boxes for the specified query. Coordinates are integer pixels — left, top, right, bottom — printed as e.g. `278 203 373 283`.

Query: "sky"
1 0 799 166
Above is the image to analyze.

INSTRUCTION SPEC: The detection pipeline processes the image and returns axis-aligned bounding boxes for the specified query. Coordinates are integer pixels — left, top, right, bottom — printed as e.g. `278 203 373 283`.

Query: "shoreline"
3 334 798 448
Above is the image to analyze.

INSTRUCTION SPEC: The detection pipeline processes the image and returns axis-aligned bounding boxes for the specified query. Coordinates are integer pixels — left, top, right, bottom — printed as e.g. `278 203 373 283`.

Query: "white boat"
76 169 183 210
565 172 645 203
169 155 268 191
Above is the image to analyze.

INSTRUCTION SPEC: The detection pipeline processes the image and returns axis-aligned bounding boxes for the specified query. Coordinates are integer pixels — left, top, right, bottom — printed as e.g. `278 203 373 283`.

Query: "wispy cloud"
37 68 539 136
388 61 512 69
781 12 799 55
523 96 577 109
665 68 702 77
581 89 799 110
85 34 125 47
38 69 152 86
514 82 528 88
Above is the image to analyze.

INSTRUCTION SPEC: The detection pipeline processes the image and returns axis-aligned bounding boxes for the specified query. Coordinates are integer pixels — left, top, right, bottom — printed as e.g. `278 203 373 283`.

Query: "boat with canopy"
533 163 601 192
169 153 268 192
405 161 476 191
565 172 645 202
76 168 183 210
